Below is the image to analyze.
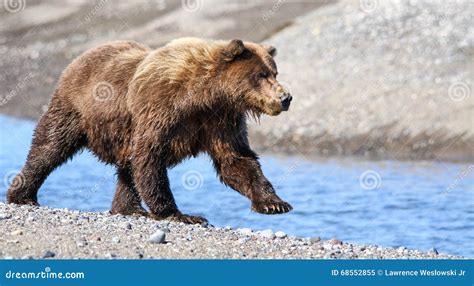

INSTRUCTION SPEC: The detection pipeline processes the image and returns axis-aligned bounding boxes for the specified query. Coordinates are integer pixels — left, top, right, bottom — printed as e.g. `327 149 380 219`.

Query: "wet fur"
6 38 292 223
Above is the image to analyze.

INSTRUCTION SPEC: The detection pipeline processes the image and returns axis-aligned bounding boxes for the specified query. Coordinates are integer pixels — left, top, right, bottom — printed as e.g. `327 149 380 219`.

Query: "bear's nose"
280 92 292 111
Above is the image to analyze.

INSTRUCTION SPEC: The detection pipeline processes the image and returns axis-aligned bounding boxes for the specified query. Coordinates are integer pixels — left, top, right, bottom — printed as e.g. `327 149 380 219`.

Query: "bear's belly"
166 131 204 166
83 116 133 167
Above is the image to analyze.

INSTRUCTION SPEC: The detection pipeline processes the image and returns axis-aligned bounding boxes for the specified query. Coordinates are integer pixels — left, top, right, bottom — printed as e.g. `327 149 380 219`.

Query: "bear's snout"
280 92 292 111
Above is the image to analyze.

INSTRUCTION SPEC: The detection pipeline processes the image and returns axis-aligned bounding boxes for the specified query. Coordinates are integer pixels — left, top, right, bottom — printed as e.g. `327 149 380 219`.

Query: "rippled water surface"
0 115 473 257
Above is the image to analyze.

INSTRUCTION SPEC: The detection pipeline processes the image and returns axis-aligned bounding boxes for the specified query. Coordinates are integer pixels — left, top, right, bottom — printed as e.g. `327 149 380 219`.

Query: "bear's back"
55 41 151 116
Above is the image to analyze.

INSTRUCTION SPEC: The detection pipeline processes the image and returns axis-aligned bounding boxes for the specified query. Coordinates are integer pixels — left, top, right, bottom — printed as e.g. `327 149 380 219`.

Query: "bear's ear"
266 45 277 57
222 39 246 62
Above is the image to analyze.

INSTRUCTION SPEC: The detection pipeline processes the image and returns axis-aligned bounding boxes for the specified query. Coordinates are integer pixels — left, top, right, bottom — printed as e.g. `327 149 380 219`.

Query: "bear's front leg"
209 142 292 215
131 147 207 224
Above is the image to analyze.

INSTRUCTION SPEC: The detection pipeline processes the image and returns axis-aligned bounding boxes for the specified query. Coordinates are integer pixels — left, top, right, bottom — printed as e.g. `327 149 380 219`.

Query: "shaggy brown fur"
6 38 293 224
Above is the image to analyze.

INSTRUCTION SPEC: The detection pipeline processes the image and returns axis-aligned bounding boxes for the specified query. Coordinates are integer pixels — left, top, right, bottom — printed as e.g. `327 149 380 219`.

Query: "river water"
0 115 472 257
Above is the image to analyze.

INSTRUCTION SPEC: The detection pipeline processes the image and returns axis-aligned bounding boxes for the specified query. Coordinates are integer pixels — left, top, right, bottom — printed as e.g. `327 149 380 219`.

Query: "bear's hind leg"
6 100 85 205
111 167 148 217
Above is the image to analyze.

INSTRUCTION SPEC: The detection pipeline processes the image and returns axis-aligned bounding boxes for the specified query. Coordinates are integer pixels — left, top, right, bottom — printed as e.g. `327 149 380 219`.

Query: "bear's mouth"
261 100 287 116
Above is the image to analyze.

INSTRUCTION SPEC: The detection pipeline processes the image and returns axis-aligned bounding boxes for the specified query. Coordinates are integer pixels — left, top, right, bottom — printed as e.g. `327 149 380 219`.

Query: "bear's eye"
258 72 269 79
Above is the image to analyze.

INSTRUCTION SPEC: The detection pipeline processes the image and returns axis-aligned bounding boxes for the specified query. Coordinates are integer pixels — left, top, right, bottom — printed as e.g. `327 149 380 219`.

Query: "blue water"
0 115 473 257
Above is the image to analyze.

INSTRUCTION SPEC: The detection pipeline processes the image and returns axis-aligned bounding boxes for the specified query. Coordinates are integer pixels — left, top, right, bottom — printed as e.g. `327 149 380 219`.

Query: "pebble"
0 204 459 259
275 231 287 239
149 230 166 244
397 246 408 254
42 250 55 258
260 229 275 239
10 230 23 236
76 237 87 247
430 247 439 255
238 237 250 244
106 252 117 258
330 239 343 245
112 237 121 243
0 212 12 220
123 222 132 230
310 237 321 243
238 228 253 236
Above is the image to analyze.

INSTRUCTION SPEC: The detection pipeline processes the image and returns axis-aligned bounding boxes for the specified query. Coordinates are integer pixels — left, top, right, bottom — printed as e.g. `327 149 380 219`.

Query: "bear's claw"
251 200 293 214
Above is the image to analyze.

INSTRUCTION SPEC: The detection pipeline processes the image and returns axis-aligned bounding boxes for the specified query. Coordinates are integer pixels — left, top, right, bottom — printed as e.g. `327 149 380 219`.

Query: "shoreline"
0 203 462 259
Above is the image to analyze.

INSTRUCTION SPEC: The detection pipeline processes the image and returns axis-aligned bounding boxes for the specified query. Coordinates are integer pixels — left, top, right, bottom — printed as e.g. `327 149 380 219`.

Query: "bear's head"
219 39 292 116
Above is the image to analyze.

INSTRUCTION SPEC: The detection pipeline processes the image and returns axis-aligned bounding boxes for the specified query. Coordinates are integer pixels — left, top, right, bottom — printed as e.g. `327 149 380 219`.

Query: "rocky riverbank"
252 0 474 161
0 203 460 259
0 0 324 119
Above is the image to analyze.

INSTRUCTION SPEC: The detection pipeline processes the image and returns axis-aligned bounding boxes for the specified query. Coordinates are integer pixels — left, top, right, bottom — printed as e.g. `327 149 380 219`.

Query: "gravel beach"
0 203 461 259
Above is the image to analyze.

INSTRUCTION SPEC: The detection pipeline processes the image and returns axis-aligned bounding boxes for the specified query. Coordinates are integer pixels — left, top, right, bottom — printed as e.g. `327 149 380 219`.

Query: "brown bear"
6 38 293 224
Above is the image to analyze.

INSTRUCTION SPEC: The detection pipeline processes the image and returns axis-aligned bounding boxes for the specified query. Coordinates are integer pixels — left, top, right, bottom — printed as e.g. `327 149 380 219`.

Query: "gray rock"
123 222 132 230
430 247 439 255
42 250 55 258
397 246 408 254
260 229 275 239
149 230 166 244
106 252 117 258
310 237 321 243
0 212 12 220
238 228 253 236
275 231 287 239
76 237 87 247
